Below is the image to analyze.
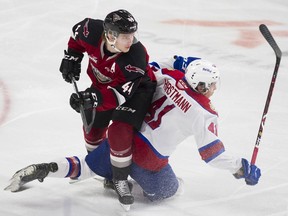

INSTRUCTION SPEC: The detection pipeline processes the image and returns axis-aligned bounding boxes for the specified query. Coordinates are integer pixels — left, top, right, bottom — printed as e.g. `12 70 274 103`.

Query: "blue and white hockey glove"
173 55 200 72
233 158 261 186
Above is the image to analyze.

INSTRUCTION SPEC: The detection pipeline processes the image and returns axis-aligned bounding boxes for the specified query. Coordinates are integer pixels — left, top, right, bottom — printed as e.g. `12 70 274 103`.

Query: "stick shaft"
250 24 282 165
71 77 91 134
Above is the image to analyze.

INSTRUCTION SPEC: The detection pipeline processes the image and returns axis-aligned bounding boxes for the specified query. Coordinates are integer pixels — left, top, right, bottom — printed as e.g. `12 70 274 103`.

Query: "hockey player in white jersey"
5 56 261 204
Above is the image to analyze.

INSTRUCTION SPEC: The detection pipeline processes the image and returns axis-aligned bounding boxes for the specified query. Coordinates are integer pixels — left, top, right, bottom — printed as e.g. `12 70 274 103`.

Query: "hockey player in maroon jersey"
5 56 261 208
58 9 156 206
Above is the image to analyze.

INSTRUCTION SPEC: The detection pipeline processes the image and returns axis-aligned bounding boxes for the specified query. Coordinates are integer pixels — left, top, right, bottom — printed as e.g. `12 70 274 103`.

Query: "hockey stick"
250 24 282 165
71 77 95 134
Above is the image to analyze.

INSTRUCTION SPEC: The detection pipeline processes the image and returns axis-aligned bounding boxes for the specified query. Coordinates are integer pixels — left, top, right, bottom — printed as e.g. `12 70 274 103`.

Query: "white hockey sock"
47 156 96 179
47 157 72 178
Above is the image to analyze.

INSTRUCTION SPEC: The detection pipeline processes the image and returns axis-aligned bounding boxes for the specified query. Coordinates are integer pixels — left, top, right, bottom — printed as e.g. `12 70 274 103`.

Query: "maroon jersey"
67 18 155 111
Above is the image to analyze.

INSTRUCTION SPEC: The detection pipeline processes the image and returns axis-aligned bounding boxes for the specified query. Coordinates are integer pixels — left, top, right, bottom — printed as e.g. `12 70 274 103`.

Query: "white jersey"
133 63 242 174
142 68 219 156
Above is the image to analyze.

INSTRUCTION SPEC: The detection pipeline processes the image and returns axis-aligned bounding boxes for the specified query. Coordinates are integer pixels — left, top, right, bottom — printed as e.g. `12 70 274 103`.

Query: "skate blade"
120 203 131 211
4 184 12 191
69 178 81 184
4 174 22 192
4 180 21 192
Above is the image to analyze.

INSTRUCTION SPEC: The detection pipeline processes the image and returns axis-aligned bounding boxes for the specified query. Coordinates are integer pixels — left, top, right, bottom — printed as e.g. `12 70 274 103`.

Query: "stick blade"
259 24 282 58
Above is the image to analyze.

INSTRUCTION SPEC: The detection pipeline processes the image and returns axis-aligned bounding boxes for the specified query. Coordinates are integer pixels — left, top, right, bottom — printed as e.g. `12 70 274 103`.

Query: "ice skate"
4 163 58 192
113 179 134 211
103 178 115 189
103 178 133 191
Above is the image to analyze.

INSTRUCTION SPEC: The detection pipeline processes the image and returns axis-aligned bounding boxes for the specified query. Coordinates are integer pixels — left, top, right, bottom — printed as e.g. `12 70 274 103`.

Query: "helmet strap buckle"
104 32 121 53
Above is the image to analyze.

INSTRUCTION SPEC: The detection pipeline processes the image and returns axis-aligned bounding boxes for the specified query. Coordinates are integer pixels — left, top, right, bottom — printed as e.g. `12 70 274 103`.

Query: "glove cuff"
233 167 244 179
86 87 103 107
233 158 249 179
65 48 84 62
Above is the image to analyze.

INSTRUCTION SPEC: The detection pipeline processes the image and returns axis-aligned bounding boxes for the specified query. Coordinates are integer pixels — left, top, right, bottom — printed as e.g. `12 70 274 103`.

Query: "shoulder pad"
72 18 103 46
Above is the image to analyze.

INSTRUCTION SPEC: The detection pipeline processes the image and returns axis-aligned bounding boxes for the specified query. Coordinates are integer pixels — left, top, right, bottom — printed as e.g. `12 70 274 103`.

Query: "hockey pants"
85 139 179 201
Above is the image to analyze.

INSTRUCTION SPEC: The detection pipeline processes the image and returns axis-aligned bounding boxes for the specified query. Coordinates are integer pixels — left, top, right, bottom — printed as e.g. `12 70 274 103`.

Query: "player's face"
115 33 135 53
203 82 217 98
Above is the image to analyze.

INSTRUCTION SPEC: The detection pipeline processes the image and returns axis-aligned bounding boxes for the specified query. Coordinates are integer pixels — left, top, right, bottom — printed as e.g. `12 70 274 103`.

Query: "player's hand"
233 158 261 185
173 55 199 73
70 88 99 112
59 49 84 83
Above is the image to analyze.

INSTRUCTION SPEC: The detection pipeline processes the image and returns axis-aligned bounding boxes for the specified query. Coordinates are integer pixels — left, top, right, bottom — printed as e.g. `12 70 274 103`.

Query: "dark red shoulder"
72 18 103 47
116 41 149 76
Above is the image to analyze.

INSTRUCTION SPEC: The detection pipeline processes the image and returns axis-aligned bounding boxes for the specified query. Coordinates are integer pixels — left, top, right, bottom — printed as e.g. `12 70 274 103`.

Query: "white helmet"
185 59 220 93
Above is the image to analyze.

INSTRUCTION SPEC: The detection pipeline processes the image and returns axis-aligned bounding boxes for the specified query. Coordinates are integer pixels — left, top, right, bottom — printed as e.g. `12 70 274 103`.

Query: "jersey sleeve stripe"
198 140 225 163
65 156 81 178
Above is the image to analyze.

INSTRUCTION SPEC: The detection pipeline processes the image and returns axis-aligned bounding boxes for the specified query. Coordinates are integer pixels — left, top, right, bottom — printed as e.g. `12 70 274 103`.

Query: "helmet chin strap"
105 33 121 53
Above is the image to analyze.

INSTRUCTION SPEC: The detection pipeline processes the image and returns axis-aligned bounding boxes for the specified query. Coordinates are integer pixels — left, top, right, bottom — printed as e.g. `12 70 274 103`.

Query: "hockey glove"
173 55 200 73
233 158 261 186
70 88 100 113
59 49 84 83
